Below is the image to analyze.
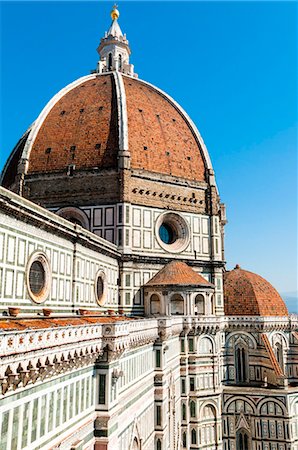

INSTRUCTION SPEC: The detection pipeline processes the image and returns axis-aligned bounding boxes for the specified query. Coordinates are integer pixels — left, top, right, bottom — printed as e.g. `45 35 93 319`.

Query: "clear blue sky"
0 2 297 308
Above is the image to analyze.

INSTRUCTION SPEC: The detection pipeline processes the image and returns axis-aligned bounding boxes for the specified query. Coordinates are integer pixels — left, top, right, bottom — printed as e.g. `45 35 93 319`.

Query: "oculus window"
95 270 107 306
26 252 51 303
155 212 190 253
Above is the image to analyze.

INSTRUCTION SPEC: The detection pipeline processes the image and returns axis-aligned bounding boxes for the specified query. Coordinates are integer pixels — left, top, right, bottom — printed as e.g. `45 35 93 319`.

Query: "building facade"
0 6 297 450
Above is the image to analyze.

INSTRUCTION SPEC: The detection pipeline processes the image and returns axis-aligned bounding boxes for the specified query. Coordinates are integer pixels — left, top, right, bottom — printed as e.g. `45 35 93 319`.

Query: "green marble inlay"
0 366 94 407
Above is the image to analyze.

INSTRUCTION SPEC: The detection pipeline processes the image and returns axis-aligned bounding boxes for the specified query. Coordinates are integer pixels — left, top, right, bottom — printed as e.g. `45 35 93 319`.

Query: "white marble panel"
133 230 141 248
133 208 141 227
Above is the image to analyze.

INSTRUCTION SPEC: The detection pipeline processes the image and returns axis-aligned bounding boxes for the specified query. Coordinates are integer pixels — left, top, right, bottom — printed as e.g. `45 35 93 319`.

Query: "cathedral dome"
1 72 211 186
224 265 288 316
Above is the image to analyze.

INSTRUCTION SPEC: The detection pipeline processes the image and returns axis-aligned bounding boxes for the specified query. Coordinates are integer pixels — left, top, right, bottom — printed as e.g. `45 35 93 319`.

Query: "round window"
155 212 190 253
159 223 176 244
26 252 51 303
29 261 45 295
94 270 107 306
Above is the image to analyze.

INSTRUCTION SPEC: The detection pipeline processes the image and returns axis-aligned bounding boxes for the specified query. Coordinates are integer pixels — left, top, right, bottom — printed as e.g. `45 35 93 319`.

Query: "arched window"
235 346 248 383
199 337 214 354
210 294 214 314
195 294 205 315
150 294 160 315
201 405 217 446
119 54 122 70
236 429 250 450
170 294 184 315
190 400 196 417
191 428 197 444
182 403 186 420
56 207 89 230
108 53 113 70
156 439 161 450
182 432 187 448
275 342 283 368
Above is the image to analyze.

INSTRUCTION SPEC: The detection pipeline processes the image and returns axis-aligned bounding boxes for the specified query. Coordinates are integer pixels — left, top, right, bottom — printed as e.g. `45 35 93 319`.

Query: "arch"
257 398 287 416
182 402 187 421
210 293 215 315
194 293 205 315
274 342 284 368
235 343 249 383
198 336 214 354
170 294 184 315
226 332 257 350
108 52 113 71
200 404 217 447
236 429 250 450
118 54 122 70
202 403 216 418
224 397 256 415
270 331 289 349
191 428 197 445
56 207 89 229
182 432 187 448
129 418 142 450
150 293 161 315
290 399 298 416
199 400 219 419
190 400 196 418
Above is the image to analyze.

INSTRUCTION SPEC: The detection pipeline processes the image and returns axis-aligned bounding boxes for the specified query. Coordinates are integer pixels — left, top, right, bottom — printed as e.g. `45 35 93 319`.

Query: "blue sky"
0 2 297 309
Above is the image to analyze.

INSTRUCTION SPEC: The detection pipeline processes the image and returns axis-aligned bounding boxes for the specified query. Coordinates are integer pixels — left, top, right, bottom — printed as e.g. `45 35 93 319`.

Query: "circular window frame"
155 212 190 253
94 270 108 306
26 251 51 304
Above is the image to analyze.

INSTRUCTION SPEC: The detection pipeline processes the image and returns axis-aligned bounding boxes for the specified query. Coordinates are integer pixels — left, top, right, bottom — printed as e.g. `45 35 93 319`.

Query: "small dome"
146 261 214 287
224 265 288 316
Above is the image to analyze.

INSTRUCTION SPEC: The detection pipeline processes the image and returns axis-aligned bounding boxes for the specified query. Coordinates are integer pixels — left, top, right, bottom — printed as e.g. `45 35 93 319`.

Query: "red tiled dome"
146 261 214 287
2 73 210 185
224 265 288 316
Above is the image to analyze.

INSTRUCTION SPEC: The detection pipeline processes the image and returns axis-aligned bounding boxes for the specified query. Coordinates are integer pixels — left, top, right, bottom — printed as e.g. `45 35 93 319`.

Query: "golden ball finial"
111 4 120 20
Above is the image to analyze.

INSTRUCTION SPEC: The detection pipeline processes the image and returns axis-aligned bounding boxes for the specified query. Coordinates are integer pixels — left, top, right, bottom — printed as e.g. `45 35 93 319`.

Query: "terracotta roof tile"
146 261 213 287
224 265 288 316
28 74 119 173
123 77 206 182
0 315 132 331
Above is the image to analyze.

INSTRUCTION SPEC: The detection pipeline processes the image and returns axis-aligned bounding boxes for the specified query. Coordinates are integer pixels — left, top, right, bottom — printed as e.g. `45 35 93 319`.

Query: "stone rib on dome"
123 76 206 181
28 74 119 173
2 72 215 186
146 261 213 287
224 265 288 316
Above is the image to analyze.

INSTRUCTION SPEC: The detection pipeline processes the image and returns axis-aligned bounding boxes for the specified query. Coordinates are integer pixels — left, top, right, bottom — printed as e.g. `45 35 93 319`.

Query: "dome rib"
2 72 218 188
122 74 217 191
21 74 97 176
113 72 129 152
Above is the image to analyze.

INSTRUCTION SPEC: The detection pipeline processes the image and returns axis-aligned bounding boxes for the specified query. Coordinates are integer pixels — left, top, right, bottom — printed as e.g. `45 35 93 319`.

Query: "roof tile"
146 261 213 287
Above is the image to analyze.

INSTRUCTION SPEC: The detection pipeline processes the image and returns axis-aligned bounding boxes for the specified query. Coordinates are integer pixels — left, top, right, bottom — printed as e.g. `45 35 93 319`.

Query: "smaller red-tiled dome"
224 265 288 316
146 261 213 287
